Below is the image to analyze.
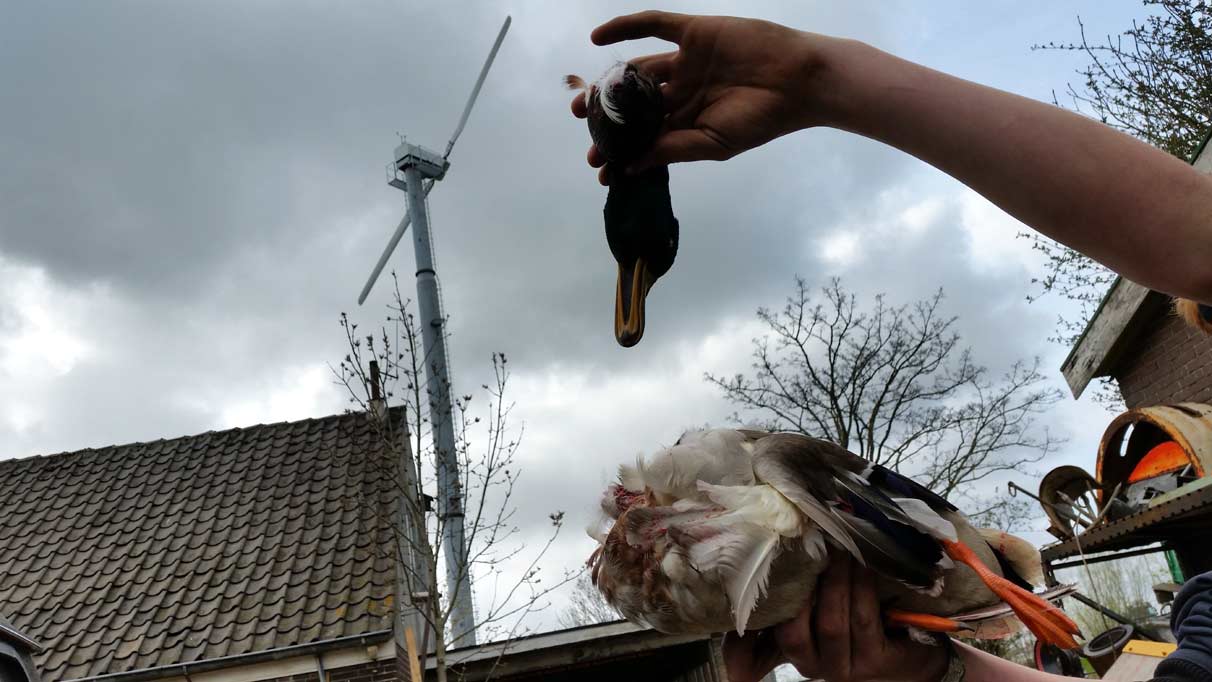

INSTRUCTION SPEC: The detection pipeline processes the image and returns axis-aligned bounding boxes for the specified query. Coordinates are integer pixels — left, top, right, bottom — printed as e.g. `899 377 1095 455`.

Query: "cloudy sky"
2 1 1155 636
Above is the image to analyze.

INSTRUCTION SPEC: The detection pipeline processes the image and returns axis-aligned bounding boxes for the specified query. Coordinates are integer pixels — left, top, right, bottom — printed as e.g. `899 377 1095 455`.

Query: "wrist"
808 36 921 141
797 34 874 131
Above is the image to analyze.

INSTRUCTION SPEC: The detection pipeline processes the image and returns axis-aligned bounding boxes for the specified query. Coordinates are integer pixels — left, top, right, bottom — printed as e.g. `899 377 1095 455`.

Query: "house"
1 614 42 682
0 407 730 682
0 410 410 682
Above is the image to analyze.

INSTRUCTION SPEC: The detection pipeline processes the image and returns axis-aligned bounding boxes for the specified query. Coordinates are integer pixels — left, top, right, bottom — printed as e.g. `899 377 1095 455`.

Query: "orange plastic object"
1128 441 1191 483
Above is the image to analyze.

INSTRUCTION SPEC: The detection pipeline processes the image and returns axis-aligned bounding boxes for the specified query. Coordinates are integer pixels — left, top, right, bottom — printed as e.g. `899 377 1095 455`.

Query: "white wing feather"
688 522 780 635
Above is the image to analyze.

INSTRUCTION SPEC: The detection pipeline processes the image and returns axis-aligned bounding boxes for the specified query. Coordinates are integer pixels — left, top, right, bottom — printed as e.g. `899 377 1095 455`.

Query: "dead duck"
587 429 1081 649
567 63 679 347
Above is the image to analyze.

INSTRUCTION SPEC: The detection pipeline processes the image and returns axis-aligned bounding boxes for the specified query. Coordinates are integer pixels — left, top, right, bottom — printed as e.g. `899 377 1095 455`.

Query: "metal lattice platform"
1040 481 1212 571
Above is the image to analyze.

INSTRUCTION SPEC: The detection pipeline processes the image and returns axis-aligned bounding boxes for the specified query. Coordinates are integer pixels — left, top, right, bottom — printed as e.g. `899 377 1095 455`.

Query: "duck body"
567 63 680 347
589 429 1079 648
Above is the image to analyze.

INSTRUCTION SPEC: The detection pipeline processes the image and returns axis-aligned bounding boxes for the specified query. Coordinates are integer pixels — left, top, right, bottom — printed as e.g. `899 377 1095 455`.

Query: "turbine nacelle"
388 141 449 189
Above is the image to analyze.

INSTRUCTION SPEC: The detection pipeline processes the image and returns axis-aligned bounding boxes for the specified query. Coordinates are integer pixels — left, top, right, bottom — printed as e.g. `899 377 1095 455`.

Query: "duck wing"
752 433 954 594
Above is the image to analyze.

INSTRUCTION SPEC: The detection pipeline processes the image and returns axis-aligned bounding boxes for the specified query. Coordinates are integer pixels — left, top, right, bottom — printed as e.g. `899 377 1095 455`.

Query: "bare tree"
707 278 1063 506
335 275 574 682
557 572 621 629
1021 0 1212 406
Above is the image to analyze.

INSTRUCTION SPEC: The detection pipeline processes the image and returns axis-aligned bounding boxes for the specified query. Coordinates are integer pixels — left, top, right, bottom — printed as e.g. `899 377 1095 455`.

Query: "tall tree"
707 278 1063 509
335 275 573 682
1023 1 1212 353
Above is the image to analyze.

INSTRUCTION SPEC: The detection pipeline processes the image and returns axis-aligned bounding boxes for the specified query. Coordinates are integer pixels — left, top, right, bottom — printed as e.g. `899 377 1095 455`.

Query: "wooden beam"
1060 278 1153 397
403 628 422 682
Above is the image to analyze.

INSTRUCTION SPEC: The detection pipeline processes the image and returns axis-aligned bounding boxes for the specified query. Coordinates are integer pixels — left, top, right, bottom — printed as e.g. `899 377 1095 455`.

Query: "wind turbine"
358 15 511 648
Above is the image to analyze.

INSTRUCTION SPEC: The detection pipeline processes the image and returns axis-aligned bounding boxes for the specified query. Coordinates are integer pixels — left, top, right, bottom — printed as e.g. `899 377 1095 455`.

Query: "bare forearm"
817 38 1212 301
952 641 1073 681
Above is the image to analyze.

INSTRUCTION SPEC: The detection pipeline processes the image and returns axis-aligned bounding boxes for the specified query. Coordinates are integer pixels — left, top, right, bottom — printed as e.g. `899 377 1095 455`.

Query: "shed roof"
0 410 401 682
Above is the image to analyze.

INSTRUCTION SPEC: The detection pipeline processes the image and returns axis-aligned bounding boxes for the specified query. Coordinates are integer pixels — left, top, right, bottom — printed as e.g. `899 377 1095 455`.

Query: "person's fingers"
723 629 785 682
588 145 605 168
815 557 855 680
598 165 609 186
570 91 588 118
774 590 819 676
630 51 678 82
849 563 885 650
632 128 731 171
592 10 690 45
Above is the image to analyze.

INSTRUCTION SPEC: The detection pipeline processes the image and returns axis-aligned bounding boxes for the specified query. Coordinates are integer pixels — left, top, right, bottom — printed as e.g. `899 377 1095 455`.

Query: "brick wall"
1113 304 1212 408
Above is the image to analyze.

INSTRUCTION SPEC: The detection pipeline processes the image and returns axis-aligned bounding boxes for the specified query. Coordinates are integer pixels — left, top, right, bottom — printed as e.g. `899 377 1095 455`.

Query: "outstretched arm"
573 11 1212 304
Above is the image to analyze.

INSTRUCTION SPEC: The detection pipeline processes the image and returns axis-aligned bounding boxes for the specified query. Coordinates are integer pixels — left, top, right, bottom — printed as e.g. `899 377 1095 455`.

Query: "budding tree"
335 275 573 682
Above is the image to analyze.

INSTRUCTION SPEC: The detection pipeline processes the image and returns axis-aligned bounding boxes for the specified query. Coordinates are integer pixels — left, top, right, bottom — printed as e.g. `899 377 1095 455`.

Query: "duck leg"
885 609 974 634
940 539 1081 649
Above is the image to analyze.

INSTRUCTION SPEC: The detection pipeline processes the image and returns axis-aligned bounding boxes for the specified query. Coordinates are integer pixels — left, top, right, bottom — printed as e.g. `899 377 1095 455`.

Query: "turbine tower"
358 15 511 648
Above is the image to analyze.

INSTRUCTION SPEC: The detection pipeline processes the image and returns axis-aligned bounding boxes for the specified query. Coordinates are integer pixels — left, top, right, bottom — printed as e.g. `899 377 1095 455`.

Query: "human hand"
724 556 950 682
570 11 843 184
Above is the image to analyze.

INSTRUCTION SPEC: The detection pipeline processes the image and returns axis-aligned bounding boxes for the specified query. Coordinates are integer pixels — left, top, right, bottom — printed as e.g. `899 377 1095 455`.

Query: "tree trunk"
433 634 447 682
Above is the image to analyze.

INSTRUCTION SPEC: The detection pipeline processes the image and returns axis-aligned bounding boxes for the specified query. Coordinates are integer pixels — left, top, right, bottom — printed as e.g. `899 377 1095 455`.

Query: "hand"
571 11 842 184
724 556 950 682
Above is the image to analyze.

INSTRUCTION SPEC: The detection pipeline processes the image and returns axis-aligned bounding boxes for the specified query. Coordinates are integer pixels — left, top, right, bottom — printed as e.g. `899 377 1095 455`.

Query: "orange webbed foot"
940 539 1081 649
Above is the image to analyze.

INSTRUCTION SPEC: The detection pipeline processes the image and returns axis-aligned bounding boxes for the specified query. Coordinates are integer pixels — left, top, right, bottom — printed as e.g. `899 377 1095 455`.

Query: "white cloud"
958 190 1048 275
0 257 95 379
215 363 340 428
819 230 862 266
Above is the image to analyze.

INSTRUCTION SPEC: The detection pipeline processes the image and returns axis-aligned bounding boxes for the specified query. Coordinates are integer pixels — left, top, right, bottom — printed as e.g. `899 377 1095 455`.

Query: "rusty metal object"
1040 480 1212 564
1038 465 1104 539
1097 403 1212 502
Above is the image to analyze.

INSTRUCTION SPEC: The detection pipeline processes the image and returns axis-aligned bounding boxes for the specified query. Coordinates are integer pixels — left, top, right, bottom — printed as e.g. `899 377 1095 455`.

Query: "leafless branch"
707 278 1064 502
334 273 571 682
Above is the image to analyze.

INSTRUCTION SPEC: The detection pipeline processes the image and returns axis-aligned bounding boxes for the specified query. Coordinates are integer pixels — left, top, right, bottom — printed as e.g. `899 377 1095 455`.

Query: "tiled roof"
0 410 402 682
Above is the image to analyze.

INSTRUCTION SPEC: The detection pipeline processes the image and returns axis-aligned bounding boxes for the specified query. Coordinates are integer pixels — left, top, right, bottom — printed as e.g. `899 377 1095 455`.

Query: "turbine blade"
444 15 510 159
357 179 436 304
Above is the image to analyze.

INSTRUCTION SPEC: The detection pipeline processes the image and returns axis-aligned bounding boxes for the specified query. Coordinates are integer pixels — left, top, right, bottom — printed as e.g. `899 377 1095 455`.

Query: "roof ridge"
0 407 401 470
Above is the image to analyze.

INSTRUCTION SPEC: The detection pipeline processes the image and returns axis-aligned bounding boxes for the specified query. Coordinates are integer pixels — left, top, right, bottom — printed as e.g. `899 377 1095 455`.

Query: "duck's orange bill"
885 610 974 634
614 258 655 347
940 539 1082 650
